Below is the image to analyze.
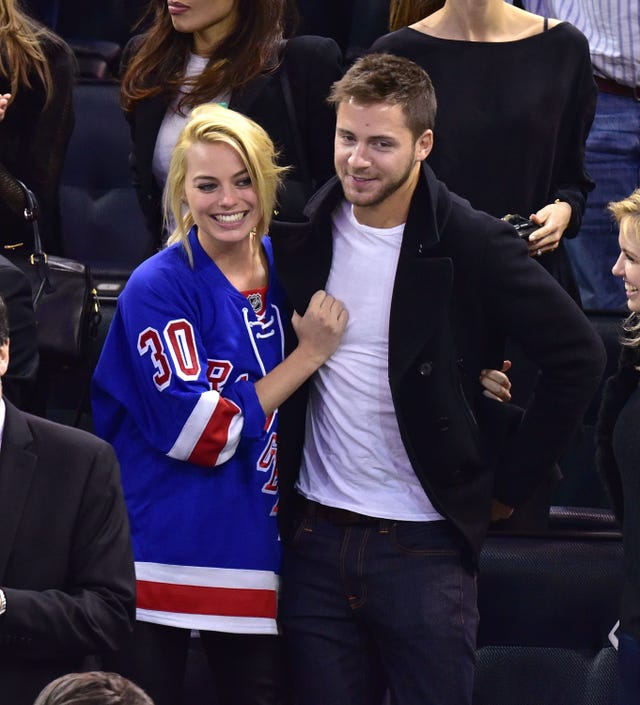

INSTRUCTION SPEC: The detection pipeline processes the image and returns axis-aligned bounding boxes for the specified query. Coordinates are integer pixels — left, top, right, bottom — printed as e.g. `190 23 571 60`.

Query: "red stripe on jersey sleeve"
188 398 241 465
136 580 277 619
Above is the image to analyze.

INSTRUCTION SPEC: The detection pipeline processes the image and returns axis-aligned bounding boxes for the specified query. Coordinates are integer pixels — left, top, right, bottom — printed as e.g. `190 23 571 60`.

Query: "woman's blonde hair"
608 188 640 348
0 0 64 102
165 104 288 265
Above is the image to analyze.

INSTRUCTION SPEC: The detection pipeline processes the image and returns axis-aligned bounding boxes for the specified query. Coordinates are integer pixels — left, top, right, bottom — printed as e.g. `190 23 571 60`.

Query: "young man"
270 53 606 705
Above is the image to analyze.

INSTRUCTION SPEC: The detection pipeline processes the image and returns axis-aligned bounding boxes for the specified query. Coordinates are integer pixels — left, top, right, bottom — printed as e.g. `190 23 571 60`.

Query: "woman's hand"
292 290 348 368
0 94 11 122
527 200 572 257
480 360 512 402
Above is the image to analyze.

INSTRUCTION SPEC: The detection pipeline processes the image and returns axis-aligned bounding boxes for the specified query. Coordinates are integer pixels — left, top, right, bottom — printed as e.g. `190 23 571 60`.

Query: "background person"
0 292 135 705
372 0 596 303
596 188 640 704
92 104 347 705
120 0 342 245
33 671 154 705
513 0 640 311
0 0 75 254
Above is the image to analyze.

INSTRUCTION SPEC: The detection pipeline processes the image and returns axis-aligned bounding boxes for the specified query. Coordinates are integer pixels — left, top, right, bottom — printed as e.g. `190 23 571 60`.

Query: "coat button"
436 416 450 431
418 361 433 376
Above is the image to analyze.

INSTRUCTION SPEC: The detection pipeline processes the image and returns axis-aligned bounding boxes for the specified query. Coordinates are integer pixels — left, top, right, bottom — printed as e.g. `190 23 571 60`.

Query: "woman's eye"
236 178 252 188
197 183 216 192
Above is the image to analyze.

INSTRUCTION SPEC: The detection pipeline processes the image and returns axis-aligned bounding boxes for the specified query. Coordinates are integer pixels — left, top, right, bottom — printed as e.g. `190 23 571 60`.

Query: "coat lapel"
389 168 454 385
0 402 36 581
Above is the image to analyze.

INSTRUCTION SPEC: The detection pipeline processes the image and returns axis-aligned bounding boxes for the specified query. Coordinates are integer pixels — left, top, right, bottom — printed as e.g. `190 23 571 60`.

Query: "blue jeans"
565 91 640 311
618 630 640 705
279 510 478 705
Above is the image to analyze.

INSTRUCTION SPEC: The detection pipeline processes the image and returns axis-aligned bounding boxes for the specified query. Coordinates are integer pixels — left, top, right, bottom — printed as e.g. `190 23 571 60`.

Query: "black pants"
104 621 288 705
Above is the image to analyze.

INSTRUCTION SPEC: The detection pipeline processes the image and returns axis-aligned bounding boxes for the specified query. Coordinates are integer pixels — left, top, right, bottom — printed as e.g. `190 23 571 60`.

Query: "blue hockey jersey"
92 228 287 634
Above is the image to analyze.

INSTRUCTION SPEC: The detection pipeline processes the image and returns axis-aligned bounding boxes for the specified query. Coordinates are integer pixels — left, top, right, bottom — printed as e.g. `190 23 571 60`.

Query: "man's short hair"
32 671 154 705
328 53 437 139
0 296 9 346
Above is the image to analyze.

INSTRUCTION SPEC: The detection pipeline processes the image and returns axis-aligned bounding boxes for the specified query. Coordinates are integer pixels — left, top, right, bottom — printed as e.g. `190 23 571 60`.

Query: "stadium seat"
60 78 154 293
474 531 624 705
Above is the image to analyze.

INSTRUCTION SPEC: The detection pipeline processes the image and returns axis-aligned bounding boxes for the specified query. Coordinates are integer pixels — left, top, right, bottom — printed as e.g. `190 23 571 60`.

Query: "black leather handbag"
6 181 101 366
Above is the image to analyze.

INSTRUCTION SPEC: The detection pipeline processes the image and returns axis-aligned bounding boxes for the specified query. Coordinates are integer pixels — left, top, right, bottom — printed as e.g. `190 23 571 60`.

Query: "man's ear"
415 129 434 162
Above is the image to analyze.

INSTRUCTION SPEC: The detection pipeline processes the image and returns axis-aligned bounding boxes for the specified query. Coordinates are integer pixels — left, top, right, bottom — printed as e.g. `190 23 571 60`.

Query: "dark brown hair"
328 53 437 139
389 0 445 31
121 0 284 114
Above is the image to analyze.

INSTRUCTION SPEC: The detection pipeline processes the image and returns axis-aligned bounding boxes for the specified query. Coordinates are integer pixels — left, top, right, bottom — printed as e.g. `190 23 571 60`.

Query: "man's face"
334 99 432 227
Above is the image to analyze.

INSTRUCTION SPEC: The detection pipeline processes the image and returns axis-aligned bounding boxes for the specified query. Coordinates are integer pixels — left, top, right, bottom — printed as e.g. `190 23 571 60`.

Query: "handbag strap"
278 40 313 193
15 180 53 304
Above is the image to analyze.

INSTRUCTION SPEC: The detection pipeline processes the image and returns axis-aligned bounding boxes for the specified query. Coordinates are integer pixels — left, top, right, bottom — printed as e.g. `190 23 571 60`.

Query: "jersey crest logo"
247 292 264 315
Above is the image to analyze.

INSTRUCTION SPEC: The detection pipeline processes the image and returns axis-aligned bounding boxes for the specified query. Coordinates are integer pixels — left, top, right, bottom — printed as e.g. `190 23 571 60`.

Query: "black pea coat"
270 164 606 560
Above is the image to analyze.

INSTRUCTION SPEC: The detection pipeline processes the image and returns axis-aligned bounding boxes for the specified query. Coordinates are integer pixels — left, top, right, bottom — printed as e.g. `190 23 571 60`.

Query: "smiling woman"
91 104 348 705
597 188 640 704
120 0 342 246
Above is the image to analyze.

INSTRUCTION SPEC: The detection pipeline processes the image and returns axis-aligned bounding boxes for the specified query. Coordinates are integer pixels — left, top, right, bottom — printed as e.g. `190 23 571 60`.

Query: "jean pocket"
391 520 461 556
288 513 314 548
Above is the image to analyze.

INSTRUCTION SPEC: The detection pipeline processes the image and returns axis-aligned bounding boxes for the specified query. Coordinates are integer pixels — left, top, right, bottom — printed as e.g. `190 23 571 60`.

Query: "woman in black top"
121 0 342 245
372 0 596 302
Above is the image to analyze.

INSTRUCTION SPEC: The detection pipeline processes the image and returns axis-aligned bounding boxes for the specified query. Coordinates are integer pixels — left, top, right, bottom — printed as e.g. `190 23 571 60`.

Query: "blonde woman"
92 104 347 705
0 0 74 253
597 189 640 704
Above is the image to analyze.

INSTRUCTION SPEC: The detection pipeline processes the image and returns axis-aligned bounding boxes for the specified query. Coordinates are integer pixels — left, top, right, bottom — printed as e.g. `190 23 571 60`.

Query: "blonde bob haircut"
608 188 640 348
165 103 288 266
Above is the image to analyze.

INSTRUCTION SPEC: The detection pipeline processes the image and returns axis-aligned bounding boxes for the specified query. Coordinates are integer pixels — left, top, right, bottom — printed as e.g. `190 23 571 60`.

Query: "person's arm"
120 35 165 244
483 218 606 507
23 38 75 253
527 29 596 252
254 290 347 416
0 441 135 658
92 269 347 469
0 257 39 406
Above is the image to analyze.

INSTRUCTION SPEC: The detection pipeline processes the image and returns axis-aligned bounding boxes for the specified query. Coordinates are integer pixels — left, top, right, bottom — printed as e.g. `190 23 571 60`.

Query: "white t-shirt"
297 201 443 522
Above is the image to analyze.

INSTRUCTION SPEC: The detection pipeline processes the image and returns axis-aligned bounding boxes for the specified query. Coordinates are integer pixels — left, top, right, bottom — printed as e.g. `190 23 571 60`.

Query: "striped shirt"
518 0 639 87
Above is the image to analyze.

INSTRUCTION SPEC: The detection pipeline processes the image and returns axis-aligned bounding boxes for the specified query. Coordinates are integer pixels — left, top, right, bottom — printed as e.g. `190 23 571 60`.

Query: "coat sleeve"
481 219 606 505
0 257 39 404
550 29 596 238
0 441 135 659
